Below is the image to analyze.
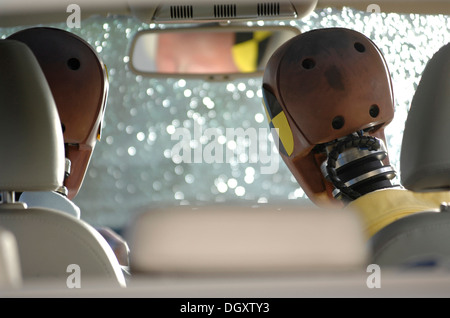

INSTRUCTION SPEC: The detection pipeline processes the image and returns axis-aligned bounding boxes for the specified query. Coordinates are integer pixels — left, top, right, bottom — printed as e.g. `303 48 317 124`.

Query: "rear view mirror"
129 25 300 80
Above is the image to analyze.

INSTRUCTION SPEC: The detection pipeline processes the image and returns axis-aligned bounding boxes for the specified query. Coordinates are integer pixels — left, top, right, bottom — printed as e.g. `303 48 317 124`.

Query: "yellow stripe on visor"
271 111 294 157
232 31 273 73
262 87 294 157
232 39 258 73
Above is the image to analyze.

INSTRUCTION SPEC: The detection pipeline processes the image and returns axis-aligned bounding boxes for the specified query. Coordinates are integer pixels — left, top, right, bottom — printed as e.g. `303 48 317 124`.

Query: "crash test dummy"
261 27 450 244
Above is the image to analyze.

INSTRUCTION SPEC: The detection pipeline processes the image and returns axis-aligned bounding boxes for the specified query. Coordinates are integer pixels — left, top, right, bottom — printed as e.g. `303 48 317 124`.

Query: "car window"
1 7 449 230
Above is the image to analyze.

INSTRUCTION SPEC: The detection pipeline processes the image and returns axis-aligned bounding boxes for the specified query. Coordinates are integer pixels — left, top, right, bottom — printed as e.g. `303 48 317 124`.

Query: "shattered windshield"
1 7 449 229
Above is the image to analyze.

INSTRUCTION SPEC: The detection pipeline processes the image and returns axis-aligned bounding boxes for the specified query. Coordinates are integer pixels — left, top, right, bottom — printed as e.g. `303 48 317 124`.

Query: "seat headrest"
126 205 368 274
400 42 450 191
0 40 64 192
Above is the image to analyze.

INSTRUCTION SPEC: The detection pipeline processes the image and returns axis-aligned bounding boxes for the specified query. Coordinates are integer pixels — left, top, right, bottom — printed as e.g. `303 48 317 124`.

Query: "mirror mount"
129 0 318 24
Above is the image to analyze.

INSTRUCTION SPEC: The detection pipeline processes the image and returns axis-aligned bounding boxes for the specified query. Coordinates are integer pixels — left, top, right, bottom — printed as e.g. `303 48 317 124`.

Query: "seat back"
0 226 21 290
400 42 450 191
0 207 125 287
370 43 450 267
0 39 125 287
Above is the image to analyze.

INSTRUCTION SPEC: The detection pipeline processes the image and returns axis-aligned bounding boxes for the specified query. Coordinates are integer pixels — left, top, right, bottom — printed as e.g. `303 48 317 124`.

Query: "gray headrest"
400 42 450 191
0 40 64 192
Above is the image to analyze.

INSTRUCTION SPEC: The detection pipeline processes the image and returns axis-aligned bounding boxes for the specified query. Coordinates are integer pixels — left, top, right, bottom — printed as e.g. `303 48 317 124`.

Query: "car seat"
370 42 450 267
0 39 126 287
